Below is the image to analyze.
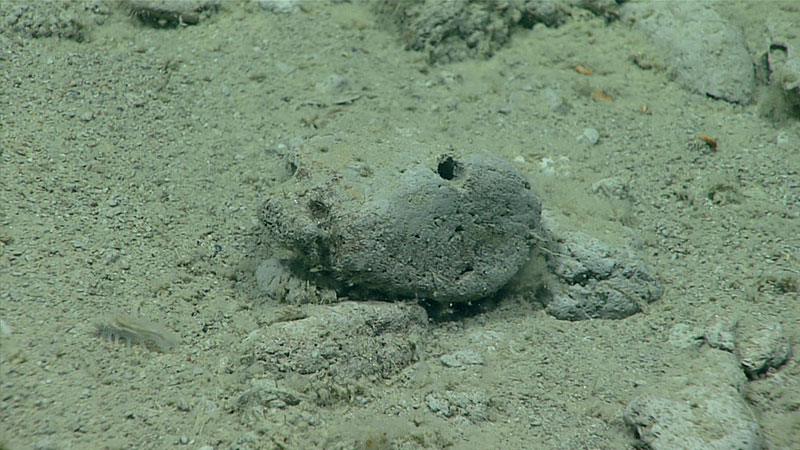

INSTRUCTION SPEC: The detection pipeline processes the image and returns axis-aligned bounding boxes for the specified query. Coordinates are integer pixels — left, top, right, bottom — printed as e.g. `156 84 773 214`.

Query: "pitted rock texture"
259 153 542 303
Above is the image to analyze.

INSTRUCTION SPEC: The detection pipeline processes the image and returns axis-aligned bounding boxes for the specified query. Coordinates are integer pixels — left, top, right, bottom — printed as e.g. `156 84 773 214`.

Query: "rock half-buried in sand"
259 152 542 303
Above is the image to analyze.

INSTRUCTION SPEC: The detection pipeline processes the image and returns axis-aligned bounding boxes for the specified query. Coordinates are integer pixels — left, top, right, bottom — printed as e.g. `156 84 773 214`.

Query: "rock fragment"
545 232 662 320
735 319 791 379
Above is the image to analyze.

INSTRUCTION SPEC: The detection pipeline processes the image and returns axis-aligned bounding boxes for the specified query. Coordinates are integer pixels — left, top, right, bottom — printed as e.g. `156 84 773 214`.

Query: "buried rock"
245 301 428 382
259 152 542 303
621 2 754 104
624 349 762 450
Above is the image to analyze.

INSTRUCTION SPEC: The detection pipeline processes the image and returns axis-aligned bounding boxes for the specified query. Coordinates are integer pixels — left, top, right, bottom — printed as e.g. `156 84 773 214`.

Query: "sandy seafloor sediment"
1 1 799 449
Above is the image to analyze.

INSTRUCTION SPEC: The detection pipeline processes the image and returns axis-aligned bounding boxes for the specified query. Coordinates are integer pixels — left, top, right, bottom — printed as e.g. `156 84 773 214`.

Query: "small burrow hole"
437 156 460 180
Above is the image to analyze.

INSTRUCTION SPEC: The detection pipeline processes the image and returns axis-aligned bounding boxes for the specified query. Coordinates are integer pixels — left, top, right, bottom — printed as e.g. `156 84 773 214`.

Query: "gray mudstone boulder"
259 152 542 303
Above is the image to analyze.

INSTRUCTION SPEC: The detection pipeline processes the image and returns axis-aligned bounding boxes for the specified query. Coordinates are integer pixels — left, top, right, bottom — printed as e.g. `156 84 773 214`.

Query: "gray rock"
668 323 706 350
668 321 737 352
591 176 631 201
579 127 600 145
235 378 302 412
622 2 754 104
766 20 800 116
735 319 791 379
545 232 662 320
425 390 490 423
260 153 542 303
2 3 87 40
548 284 641 321
549 233 617 283
624 350 762 450
375 0 570 64
246 301 427 382
703 321 737 353
541 88 571 115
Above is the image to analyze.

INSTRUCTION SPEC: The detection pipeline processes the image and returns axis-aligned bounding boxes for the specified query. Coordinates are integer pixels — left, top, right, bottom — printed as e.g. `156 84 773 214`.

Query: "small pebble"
580 127 600 145
776 132 790 147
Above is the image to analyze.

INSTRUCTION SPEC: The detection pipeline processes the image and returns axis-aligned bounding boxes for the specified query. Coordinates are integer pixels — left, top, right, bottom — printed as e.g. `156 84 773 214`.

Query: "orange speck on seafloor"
697 135 718 150
593 90 613 101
